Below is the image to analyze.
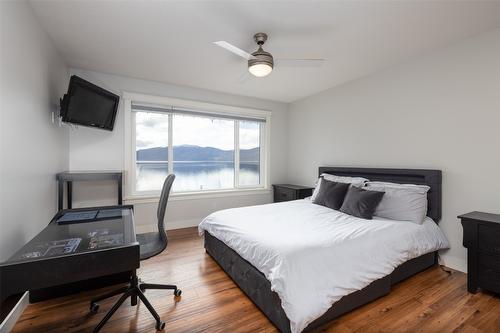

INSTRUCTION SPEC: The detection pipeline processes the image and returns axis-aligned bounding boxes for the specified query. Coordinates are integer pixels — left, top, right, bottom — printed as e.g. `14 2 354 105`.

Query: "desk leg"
67 181 73 209
58 180 64 211
118 175 123 205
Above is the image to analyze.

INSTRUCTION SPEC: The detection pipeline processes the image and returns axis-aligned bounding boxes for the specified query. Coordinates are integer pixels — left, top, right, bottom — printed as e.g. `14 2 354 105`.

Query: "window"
239 121 261 186
172 114 234 192
135 112 169 192
128 95 269 196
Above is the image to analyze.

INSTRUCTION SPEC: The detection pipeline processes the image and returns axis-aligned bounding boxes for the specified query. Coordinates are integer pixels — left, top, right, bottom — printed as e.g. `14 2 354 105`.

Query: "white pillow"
365 181 430 224
311 174 368 201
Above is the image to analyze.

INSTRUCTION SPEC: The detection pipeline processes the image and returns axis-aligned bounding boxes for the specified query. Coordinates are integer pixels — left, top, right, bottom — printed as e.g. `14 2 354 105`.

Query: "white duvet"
198 199 449 333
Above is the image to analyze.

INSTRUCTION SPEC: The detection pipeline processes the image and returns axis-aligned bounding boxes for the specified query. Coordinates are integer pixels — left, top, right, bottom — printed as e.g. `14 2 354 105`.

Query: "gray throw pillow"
312 178 350 210
340 186 385 220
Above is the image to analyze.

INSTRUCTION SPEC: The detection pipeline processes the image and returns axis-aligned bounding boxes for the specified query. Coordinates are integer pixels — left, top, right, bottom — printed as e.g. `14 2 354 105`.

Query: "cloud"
136 139 157 149
240 121 260 149
142 117 160 128
135 112 169 149
173 115 234 150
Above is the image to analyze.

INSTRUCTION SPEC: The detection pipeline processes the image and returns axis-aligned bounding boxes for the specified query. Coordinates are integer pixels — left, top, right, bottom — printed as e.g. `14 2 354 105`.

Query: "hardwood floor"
12 227 500 333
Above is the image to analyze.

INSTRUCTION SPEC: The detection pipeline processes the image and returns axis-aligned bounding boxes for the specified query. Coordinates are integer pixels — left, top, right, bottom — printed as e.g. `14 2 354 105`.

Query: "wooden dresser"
459 211 500 294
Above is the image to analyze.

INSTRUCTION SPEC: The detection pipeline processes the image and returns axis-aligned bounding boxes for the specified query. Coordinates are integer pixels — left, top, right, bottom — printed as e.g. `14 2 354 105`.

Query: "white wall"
67 69 288 230
288 28 500 272
0 1 69 261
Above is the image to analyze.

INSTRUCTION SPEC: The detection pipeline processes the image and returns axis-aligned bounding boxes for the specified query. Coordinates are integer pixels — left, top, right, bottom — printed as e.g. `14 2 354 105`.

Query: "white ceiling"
30 1 500 103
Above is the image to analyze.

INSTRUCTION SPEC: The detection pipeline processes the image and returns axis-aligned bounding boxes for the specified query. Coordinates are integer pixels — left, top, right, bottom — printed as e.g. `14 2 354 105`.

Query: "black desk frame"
57 172 123 211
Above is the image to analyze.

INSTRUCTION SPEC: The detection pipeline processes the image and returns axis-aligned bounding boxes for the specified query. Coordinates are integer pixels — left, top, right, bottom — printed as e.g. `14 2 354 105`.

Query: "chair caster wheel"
174 289 182 297
156 320 165 331
90 302 99 313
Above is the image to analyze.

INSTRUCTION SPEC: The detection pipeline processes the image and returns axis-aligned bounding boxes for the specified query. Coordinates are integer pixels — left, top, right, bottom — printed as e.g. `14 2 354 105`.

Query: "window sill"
124 188 271 204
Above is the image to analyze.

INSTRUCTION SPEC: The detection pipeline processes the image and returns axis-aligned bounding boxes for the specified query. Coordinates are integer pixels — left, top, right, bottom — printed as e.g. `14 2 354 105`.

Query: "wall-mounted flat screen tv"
60 75 119 131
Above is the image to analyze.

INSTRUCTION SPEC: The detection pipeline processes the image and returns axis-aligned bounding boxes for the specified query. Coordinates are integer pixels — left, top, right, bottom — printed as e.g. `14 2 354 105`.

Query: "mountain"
136 145 259 162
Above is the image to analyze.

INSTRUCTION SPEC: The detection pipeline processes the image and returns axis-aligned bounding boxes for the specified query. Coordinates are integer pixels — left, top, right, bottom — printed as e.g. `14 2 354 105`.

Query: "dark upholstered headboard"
318 167 442 223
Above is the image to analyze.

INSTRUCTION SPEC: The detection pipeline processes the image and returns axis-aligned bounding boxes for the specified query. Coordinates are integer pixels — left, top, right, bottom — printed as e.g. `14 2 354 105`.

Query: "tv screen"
60 75 119 131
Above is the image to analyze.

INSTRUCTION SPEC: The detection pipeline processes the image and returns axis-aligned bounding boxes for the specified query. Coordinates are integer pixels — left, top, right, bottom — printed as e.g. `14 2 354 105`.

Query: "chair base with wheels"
90 270 181 332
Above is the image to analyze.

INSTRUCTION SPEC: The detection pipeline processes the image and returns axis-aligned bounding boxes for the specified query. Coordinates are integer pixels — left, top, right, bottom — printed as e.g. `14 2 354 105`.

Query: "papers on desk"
57 211 98 224
20 238 81 259
88 228 124 249
96 209 123 219
57 209 124 225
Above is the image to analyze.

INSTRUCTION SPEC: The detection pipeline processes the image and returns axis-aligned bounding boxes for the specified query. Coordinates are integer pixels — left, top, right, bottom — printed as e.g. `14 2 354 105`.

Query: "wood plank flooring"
12 227 500 333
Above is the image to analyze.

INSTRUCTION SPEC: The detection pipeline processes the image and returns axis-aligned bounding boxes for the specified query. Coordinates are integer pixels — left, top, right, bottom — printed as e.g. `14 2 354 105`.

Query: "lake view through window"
133 108 264 194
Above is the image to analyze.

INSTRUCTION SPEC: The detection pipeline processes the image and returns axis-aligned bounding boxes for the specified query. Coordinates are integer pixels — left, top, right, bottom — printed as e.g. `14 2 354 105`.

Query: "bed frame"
204 167 442 332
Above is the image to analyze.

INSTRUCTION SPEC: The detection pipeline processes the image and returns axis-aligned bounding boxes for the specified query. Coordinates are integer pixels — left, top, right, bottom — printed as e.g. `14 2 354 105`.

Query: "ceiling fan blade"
275 58 325 68
213 41 256 60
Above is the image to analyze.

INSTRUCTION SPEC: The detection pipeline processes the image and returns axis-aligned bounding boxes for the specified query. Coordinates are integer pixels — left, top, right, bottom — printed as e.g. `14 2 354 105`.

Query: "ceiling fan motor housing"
249 33 274 69
248 47 274 69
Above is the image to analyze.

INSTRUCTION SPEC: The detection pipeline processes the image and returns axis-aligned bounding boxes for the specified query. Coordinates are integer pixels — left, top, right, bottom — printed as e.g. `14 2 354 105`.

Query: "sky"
135 112 260 151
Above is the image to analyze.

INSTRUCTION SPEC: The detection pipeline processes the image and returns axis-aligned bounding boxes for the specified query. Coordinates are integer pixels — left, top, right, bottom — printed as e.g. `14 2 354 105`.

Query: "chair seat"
136 232 166 260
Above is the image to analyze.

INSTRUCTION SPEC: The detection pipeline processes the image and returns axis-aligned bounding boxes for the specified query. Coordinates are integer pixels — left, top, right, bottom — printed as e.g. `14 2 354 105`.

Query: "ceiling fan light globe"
248 63 273 77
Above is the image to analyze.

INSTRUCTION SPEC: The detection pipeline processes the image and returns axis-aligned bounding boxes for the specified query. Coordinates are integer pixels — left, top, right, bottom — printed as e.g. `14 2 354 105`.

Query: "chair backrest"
157 174 175 245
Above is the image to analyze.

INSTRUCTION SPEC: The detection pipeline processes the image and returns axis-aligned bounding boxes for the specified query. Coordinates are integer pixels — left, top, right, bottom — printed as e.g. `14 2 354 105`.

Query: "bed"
199 167 448 333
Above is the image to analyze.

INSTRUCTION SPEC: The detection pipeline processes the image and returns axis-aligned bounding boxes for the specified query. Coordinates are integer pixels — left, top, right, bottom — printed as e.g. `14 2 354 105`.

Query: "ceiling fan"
214 33 325 78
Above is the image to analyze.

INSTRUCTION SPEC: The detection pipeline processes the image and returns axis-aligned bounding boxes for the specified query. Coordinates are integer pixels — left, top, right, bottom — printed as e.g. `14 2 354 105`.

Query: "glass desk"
0 206 139 304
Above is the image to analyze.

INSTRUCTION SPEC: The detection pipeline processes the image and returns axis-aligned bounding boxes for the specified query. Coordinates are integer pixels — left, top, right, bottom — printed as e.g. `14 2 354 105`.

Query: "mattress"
198 199 449 333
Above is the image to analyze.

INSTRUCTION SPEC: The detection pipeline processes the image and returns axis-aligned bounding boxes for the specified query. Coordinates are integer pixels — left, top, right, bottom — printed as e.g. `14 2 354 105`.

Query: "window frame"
123 92 271 201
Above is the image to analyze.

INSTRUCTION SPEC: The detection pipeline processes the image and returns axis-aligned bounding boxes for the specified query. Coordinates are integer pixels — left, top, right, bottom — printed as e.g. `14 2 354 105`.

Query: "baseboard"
440 255 467 273
135 218 201 234
166 218 201 230
0 292 29 333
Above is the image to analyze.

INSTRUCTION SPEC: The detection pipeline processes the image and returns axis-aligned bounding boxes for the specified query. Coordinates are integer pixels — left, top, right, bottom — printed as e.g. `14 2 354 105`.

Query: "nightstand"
459 211 500 294
273 184 314 203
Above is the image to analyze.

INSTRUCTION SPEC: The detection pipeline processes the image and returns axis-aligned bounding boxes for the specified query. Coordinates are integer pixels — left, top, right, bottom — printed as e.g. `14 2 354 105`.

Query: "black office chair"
90 174 181 332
